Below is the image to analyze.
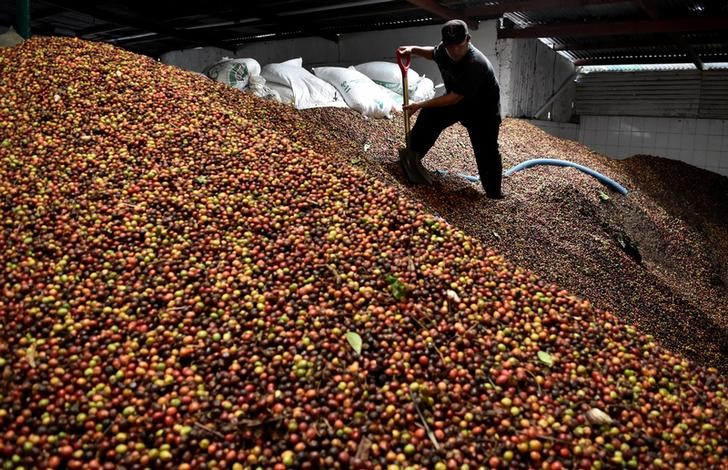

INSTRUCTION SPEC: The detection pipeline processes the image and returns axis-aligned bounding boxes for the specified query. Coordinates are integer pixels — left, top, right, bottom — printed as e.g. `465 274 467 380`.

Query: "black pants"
410 105 502 196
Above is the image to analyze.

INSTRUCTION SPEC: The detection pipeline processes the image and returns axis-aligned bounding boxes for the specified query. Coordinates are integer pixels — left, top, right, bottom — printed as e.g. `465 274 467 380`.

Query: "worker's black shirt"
433 42 501 119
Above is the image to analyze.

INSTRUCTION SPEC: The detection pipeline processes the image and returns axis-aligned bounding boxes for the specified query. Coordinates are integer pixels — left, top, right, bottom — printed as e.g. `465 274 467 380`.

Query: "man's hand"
395 45 435 61
402 102 422 115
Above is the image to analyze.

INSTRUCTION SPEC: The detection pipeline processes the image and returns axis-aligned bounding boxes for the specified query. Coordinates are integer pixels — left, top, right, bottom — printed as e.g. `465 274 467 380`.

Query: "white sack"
353 61 422 95
312 66 397 118
261 62 347 110
204 58 260 90
411 77 435 102
226 58 261 76
247 75 280 101
266 82 295 105
280 57 303 66
377 84 403 112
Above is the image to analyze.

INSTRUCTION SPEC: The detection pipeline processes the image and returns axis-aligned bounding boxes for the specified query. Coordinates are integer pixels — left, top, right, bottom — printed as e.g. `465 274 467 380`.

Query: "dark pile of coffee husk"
298 108 728 374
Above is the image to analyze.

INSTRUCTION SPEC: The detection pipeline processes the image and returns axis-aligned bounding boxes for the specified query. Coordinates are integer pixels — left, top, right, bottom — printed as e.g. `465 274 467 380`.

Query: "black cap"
441 19 468 45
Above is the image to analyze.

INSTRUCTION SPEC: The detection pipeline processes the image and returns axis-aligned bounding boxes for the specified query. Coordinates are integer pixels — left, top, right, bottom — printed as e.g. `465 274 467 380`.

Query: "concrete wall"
158 20 576 122
499 38 575 121
160 47 234 73
531 119 579 142
161 22 501 89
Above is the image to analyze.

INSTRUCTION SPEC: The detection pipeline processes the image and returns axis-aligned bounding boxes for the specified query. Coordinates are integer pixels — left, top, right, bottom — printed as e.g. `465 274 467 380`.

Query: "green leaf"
598 191 610 201
537 350 554 367
385 274 407 301
345 332 362 355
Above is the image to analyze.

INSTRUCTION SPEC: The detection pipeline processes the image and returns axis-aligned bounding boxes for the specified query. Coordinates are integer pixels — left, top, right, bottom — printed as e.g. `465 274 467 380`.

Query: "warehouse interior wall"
580 115 728 177
575 70 728 119
169 22 505 90
160 46 234 73
156 24 728 176
160 20 575 123
499 38 576 121
160 24 460 84
525 116 728 177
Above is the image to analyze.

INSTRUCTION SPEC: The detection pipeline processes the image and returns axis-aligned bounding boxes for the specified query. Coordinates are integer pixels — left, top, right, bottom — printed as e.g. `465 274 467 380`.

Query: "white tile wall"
530 119 579 142
578 115 728 177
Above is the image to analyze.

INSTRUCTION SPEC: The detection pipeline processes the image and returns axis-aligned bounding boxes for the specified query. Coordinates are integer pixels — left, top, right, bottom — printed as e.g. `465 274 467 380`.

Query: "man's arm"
404 91 464 113
397 45 457 113
397 46 434 61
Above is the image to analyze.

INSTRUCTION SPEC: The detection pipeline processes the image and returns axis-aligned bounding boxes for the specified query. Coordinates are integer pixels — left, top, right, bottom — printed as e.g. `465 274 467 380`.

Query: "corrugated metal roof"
580 62 728 72
493 0 728 69
1 0 727 68
504 2 642 26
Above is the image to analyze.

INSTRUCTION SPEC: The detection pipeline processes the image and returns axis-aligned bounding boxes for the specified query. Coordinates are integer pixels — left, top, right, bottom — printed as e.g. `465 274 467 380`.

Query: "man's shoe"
413 158 433 184
486 191 504 199
399 148 432 184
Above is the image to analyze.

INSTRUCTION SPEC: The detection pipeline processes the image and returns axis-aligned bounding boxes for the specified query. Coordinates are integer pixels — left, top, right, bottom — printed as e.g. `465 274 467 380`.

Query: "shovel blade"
399 148 432 184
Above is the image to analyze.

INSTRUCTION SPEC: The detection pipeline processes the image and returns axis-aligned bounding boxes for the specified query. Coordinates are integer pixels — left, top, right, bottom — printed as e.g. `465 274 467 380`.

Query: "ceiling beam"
29 6 67 22
498 16 728 38
45 1 232 50
466 0 627 17
574 54 727 66
637 0 703 70
76 23 128 38
552 36 721 51
209 2 418 44
227 17 447 47
670 44 702 69
278 0 399 16
405 0 478 30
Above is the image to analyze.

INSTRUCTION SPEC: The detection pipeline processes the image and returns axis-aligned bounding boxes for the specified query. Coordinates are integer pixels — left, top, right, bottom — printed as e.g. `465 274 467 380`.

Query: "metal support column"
16 0 31 39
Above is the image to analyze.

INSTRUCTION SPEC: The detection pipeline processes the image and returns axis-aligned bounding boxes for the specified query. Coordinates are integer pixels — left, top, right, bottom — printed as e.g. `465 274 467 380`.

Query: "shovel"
397 50 432 184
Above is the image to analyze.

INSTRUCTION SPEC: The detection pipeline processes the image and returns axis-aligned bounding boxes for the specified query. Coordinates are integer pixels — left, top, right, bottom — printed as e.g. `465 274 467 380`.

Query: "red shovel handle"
396 50 411 74
396 50 412 145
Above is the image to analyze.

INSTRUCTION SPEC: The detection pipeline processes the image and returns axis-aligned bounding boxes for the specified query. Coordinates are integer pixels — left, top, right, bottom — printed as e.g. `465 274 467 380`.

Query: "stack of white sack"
261 58 348 110
353 61 436 102
312 66 400 118
200 56 435 114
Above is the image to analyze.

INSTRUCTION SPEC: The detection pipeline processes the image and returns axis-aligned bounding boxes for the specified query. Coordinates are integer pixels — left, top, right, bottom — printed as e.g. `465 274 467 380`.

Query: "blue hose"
434 169 480 183
436 159 628 195
504 158 628 195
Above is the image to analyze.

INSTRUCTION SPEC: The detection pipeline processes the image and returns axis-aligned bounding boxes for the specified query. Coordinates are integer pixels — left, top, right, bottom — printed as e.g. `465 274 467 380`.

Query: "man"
397 19 504 199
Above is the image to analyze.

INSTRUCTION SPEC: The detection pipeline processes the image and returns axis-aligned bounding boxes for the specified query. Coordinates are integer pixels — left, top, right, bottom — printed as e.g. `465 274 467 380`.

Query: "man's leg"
466 117 503 198
409 106 461 158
